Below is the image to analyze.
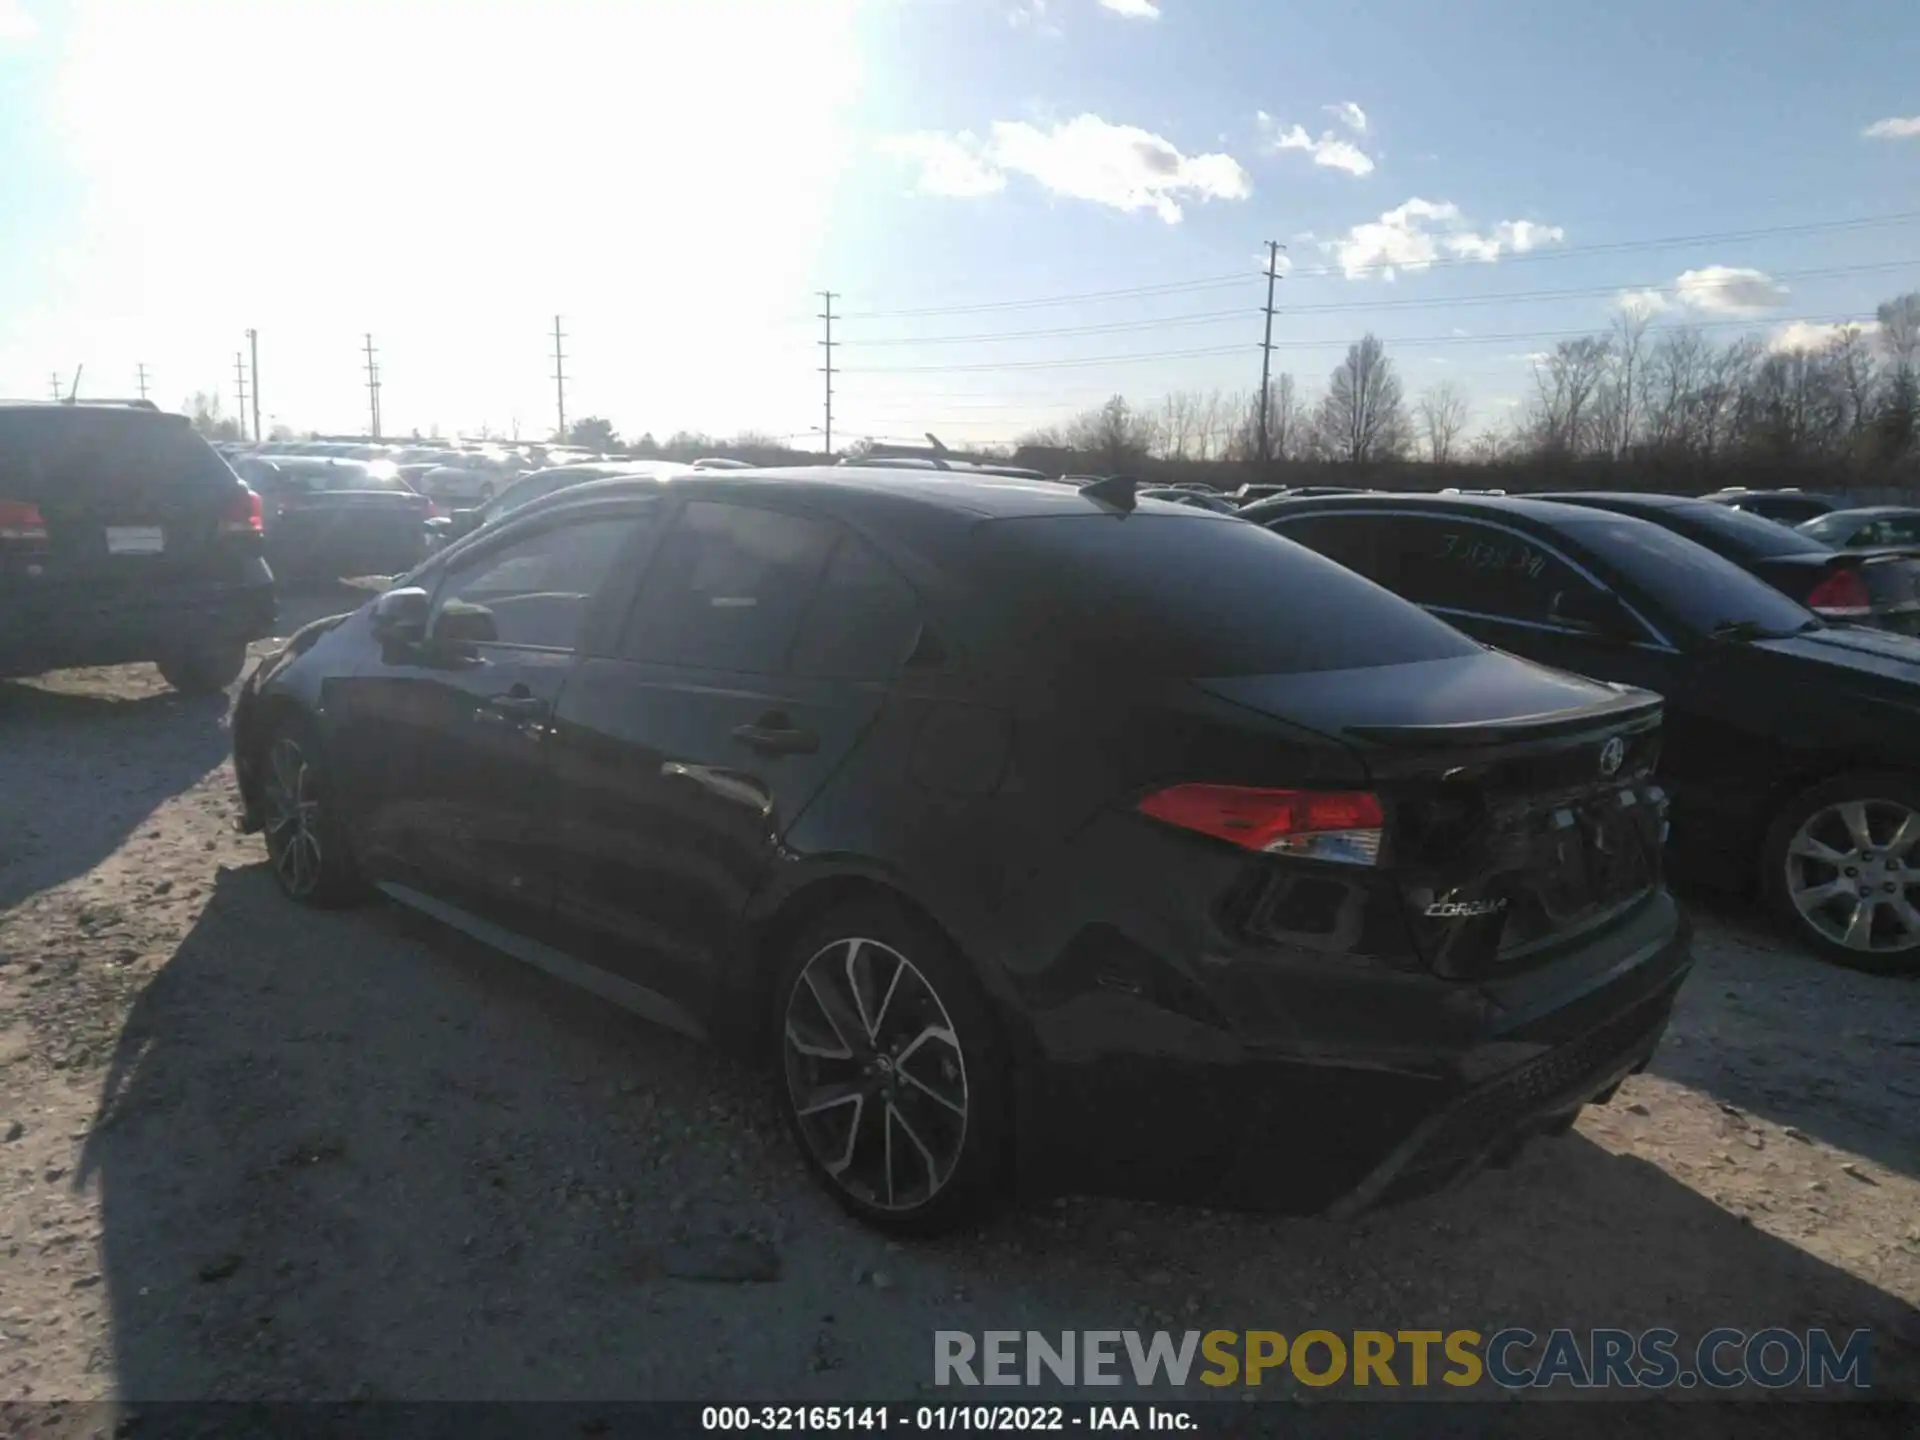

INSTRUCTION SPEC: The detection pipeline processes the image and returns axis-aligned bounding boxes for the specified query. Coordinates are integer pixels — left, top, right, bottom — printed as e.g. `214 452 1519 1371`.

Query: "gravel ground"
2 594 1917 1410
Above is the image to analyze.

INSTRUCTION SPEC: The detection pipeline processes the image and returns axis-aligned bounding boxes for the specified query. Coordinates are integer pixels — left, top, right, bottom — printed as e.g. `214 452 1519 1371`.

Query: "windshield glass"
1560 515 1820 638
970 513 1483 677
1664 502 1833 558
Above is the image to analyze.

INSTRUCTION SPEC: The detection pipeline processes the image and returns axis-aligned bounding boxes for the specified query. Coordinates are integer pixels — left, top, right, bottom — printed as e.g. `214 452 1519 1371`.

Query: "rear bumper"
0 569 277 678
1013 888 1693 1215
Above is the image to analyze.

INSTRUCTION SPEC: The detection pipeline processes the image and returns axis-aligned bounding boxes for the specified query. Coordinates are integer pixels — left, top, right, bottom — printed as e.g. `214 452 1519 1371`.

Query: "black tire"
1761 770 1920 976
771 897 1009 1236
258 715 369 908
155 639 249 695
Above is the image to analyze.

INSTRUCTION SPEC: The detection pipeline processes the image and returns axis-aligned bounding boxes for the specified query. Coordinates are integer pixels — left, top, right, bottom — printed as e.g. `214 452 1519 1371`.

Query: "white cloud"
885 114 1249 223
1769 319 1878 354
1616 288 1672 316
1098 0 1161 17
877 132 1005 197
1260 114 1375 176
1322 198 1564 279
1008 1 1061 34
0 0 35 43
1251 248 1294 275
1864 116 1920 140
1673 265 1789 316
1324 101 1368 134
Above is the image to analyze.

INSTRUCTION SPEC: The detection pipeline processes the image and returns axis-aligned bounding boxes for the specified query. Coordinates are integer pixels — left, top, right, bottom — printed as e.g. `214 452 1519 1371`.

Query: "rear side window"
789 534 925 679
970 514 1480 678
621 501 836 672
0 411 233 502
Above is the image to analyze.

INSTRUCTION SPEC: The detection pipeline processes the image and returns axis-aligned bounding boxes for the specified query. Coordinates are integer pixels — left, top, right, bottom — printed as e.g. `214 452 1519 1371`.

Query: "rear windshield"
1560 515 1819 637
1662 502 1832 558
970 513 1482 677
0 410 234 501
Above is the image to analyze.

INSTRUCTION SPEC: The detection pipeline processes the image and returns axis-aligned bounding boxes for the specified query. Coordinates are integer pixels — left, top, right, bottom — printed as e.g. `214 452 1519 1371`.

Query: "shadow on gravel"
0 680 231 910
72 866 1920 1402
1649 890 1920 1181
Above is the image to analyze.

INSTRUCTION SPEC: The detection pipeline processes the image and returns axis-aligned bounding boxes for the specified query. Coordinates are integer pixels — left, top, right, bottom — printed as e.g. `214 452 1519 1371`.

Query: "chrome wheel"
1784 798 1920 955
782 937 969 1212
263 736 324 898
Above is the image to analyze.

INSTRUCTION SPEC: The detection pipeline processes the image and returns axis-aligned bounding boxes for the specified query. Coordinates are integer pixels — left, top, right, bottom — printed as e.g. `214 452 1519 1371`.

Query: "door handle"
731 715 819 756
486 692 550 720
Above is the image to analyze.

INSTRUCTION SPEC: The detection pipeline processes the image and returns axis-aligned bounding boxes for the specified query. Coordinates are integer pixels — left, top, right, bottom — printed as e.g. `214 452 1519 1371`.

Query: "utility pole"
818 290 838 458
136 364 149 402
363 333 382 440
551 315 568 442
1257 240 1285 468
50 372 62 402
233 352 250 442
247 329 261 441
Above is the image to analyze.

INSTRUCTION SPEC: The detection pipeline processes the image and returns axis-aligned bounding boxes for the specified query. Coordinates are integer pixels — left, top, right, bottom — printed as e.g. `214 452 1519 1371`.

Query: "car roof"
1529 490 1702 510
1248 489 1661 530
1810 506 1920 520
512 465 1211 524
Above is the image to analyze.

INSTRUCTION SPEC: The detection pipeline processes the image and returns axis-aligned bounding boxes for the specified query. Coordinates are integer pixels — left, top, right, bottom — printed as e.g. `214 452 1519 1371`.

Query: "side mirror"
431 599 498 646
370 586 430 642
1549 587 1635 640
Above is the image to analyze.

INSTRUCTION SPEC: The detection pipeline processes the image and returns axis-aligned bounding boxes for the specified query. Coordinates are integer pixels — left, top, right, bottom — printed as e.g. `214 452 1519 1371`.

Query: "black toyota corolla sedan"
231 469 1691 1233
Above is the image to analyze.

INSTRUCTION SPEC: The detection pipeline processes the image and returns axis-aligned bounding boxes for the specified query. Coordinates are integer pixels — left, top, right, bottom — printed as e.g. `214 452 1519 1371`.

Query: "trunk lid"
1199 651 1667 977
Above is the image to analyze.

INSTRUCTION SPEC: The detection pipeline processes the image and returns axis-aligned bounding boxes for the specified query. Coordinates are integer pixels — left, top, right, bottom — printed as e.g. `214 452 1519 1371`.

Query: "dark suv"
0 403 276 692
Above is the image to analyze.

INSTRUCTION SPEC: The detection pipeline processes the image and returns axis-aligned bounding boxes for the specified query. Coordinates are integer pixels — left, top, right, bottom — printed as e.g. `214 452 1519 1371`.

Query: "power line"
552 315 568 440
837 311 1879 375
833 260 1916 349
833 209 1920 321
818 291 838 457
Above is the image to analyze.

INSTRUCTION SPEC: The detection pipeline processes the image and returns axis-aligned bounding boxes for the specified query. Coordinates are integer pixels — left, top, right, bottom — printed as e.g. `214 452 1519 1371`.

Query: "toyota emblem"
1599 737 1626 777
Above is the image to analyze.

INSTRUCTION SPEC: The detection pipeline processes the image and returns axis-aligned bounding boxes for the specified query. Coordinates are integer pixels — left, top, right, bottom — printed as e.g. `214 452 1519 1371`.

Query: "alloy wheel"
782 937 969 1212
263 736 324 898
1784 798 1920 954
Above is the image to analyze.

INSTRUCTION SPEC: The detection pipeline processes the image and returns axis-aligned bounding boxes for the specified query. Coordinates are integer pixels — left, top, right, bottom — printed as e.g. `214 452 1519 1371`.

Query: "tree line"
1013 290 1920 479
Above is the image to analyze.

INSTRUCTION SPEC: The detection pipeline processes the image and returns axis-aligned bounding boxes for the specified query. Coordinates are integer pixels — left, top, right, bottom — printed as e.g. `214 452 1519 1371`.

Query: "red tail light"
1137 784 1385 866
221 486 264 535
0 499 49 548
1805 566 1871 618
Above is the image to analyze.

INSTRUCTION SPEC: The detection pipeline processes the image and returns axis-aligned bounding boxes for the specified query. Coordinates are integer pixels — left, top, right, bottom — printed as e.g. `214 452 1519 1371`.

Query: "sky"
0 0 1916 448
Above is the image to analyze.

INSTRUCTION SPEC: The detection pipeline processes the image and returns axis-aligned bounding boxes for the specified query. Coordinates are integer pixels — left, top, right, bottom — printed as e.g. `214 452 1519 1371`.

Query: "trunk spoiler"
1343 689 1662 748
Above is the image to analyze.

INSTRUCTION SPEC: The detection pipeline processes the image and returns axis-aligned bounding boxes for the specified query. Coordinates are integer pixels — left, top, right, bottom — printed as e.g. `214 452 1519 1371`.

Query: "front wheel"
1762 772 1920 975
259 719 368 907
155 639 249 695
773 899 1009 1235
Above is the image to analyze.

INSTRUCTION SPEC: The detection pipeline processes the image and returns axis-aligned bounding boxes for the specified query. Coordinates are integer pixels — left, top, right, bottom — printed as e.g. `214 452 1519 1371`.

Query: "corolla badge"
1424 897 1510 919
1598 736 1626 777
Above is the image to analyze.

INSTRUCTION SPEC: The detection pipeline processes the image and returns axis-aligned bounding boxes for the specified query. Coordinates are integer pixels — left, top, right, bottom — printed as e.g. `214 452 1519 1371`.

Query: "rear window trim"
1268 506 1679 651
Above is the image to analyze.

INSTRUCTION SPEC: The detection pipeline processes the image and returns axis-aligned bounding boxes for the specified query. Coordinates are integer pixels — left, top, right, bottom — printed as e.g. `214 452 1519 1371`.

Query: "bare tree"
1415 381 1470 463
1642 327 1710 454
1525 337 1611 455
1316 335 1409 463
1600 306 1654 457
1190 388 1231 462
1066 395 1152 473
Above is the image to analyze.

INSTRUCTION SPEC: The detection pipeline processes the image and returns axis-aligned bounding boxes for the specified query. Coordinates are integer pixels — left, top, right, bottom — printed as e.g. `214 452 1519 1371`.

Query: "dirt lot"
2 595 1918 1409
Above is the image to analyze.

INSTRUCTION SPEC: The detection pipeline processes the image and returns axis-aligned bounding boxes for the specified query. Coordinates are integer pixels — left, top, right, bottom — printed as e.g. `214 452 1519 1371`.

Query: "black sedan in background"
231 470 1689 1232
1250 491 1920 972
1799 506 1920 550
1700 487 1837 525
234 457 434 583
1534 492 1920 635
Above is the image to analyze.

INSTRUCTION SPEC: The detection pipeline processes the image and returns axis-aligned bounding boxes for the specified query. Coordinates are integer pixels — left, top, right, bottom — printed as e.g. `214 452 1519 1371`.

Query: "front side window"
621 501 836 672
430 514 644 650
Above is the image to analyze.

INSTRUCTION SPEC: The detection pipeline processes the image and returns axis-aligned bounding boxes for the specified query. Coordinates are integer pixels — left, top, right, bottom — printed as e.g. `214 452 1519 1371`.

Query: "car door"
350 507 652 934
544 499 922 1020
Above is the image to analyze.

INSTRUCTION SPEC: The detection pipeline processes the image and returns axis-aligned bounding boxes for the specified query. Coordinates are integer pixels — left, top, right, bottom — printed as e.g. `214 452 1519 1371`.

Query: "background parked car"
429 460 697 545
1252 491 1920 972
1699 487 1837 525
1137 486 1241 514
230 470 1689 1233
0 401 273 691
1798 506 1920 550
239 456 434 584
1533 492 1920 636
